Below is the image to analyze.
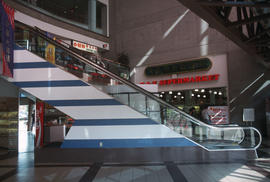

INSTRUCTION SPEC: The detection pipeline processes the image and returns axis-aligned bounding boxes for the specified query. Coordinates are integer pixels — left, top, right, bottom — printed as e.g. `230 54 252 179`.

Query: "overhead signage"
144 58 212 76
140 74 219 86
72 40 98 54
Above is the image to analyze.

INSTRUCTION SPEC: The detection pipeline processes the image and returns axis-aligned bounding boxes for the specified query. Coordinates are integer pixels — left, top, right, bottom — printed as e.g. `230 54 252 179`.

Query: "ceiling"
177 0 270 68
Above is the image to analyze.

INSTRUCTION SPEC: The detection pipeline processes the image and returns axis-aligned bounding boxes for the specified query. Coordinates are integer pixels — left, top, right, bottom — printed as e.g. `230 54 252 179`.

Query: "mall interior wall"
108 0 269 136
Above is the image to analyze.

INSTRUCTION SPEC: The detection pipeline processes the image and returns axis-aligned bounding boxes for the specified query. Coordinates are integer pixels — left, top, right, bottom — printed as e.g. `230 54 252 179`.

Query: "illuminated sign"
140 74 219 86
145 58 212 76
72 40 98 54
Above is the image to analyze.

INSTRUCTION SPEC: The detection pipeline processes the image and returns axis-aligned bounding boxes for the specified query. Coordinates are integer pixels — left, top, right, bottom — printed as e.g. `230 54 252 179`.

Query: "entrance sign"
140 74 220 86
72 40 98 54
145 58 212 76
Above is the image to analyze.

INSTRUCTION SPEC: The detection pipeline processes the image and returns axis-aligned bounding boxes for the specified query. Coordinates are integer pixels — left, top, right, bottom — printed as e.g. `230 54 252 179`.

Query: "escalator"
2 22 262 162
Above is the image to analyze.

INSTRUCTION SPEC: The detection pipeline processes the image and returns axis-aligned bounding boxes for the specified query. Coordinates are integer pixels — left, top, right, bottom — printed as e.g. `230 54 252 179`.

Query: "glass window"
17 0 108 36
96 1 106 29
158 87 228 118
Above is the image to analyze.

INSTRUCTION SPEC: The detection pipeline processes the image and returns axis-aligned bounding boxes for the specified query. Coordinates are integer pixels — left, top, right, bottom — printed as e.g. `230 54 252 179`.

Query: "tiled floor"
93 162 270 182
1 151 270 182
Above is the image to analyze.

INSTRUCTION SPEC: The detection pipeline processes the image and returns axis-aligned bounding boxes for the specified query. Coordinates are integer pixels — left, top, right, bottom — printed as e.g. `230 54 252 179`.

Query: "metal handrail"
23 25 261 151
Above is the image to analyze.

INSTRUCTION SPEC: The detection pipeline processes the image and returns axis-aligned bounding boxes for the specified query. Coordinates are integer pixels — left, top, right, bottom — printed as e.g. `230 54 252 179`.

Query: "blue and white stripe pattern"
11 49 197 148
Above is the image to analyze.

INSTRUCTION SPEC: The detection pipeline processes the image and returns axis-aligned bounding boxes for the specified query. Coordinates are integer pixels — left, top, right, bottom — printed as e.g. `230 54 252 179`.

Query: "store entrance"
18 92 35 153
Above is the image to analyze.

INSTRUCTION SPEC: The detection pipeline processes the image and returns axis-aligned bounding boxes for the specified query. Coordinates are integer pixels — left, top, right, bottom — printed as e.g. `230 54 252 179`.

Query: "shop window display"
158 87 228 124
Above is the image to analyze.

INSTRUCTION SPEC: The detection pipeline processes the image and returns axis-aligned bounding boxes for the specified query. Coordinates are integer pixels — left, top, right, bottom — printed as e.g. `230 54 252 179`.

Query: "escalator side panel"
10 49 198 149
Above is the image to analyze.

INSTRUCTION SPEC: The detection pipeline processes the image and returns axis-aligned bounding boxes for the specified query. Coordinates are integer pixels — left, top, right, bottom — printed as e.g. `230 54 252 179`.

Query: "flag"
0 0 14 77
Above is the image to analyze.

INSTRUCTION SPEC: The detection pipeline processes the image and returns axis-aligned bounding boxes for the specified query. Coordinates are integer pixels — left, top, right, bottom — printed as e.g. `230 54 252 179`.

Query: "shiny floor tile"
178 163 270 182
1 150 270 182
2 167 89 182
93 166 173 182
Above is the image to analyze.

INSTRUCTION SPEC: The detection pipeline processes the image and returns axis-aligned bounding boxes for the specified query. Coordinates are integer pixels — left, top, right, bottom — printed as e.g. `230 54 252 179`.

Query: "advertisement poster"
0 0 14 77
208 106 229 125
45 43 55 64
35 101 44 148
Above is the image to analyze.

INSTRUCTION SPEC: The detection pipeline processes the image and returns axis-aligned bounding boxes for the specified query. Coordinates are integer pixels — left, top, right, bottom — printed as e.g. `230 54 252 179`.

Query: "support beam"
198 0 270 8
224 6 232 20
228 13 270 27
177 0 269 68
249 8 255 36
253 43 270 47
246 26 270 42
242 7 254 37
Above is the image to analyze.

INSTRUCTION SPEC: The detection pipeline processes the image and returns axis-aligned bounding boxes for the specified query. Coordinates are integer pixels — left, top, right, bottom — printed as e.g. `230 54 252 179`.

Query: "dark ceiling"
177 0 270 68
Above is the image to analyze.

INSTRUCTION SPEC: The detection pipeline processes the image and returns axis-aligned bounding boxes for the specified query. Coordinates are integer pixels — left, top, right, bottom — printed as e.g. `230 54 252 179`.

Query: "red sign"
140 74 220 86
35 101 44 148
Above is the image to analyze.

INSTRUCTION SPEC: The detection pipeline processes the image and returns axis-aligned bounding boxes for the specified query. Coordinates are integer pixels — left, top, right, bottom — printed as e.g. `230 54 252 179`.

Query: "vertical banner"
45 32 55 64
45 43 55 64
0 0 14 77
35 101 44 148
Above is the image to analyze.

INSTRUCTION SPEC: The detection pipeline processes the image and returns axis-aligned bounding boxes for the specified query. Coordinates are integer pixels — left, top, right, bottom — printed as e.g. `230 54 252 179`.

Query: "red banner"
35 101 44 147
0 0 14 77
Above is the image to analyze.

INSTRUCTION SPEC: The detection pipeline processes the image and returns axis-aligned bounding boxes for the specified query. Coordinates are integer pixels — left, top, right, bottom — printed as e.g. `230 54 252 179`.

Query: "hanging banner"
45 43 55 64
45 32 55 64
0 0 14 77
35 101 44 148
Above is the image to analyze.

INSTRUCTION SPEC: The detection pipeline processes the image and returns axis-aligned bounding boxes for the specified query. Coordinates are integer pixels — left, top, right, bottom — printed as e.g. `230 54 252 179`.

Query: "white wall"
109 0 269 132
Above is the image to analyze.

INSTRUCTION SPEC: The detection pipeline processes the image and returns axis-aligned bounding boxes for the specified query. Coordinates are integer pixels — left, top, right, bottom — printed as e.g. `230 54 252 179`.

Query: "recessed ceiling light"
169 91 173 94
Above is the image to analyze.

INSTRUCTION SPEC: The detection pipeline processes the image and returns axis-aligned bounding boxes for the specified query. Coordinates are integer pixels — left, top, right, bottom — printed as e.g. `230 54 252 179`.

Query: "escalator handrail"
22 24 261 150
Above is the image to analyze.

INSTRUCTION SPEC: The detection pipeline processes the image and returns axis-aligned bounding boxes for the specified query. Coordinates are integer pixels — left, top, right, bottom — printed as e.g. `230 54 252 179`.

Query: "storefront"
135 54 229 124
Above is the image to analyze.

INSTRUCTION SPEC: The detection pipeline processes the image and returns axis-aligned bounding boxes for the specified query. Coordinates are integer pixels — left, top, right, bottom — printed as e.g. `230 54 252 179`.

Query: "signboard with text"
72 40 98 54
208 106 229 125
140 74 220 86
135 54 228 92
